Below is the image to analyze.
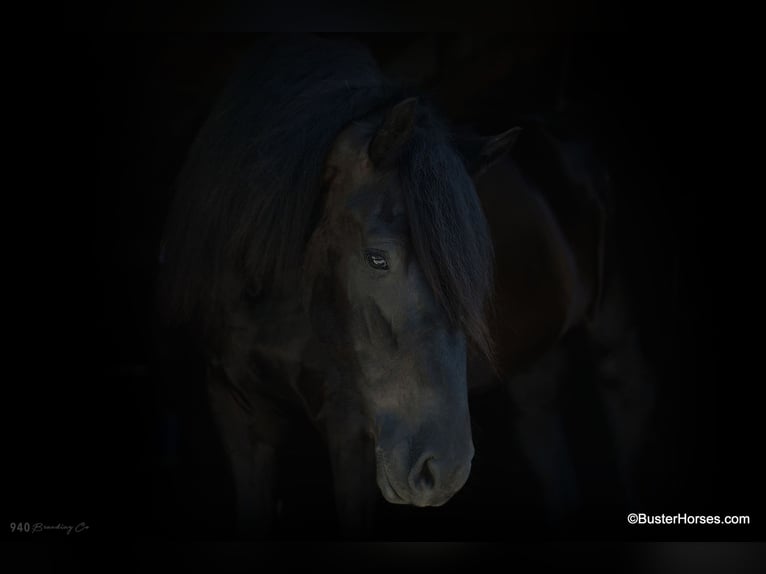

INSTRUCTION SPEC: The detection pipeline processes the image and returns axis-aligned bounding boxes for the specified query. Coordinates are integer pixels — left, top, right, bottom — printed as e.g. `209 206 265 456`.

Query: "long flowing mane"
159 35 495 359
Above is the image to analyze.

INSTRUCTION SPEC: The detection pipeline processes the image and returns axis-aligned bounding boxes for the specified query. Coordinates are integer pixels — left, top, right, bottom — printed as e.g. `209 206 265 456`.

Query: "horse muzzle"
374 439 474 507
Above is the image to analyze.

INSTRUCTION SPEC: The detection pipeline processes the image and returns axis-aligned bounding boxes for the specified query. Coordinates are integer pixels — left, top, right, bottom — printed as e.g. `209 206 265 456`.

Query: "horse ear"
368 97 418 167
457 127 523 178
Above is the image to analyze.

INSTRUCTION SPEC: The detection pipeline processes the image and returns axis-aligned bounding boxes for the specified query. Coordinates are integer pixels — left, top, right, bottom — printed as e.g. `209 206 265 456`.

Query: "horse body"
469 121 655 522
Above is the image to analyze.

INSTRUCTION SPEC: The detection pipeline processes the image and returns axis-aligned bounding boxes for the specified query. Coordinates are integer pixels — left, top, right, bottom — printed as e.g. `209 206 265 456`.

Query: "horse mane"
158 35 495 361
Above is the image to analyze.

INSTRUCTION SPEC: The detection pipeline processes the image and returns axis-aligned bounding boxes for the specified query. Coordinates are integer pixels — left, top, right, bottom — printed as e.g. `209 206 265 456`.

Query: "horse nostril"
411 455 438 493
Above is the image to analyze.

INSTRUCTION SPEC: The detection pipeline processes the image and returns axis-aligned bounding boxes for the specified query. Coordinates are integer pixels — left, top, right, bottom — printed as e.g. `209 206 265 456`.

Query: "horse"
157 35 519 536
463 116 656 526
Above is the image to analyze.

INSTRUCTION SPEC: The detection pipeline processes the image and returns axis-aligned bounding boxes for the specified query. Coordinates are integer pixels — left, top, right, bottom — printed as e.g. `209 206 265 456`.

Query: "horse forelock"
398 112 496 363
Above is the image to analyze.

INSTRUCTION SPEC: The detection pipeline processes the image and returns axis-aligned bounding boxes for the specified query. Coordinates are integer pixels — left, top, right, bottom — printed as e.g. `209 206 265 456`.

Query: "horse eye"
365 251 389 270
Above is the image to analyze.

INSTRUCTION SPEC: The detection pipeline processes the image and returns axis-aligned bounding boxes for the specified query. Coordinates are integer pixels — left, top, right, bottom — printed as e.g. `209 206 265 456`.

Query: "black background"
5 0 764 567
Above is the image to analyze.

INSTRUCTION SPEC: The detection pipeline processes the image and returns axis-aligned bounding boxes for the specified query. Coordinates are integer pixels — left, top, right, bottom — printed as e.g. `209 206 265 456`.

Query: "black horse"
467 117 656 525
157 35 517 535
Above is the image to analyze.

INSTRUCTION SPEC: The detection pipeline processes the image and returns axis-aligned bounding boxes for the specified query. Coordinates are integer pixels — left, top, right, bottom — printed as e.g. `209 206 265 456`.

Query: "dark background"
6 2 764 558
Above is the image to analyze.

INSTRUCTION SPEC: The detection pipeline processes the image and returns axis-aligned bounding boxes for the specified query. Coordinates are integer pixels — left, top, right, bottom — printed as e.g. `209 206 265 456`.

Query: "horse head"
303 98 517 507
